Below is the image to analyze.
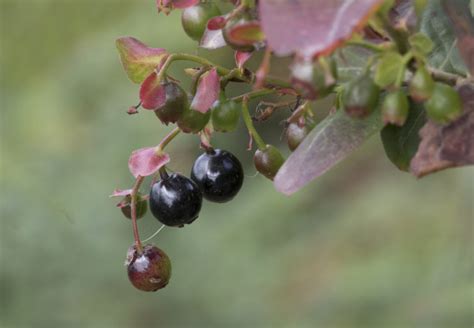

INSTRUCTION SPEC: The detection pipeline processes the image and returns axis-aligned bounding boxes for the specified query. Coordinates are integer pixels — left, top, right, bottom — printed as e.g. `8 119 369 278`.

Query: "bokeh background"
1 1 473 327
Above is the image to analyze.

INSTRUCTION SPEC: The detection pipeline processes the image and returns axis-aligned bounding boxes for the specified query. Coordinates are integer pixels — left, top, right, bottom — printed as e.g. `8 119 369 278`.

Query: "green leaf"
374 51 404 88
380 101 426 171
116 37 168 84
274 107 383 195
420 0 468 75
409 33 434 55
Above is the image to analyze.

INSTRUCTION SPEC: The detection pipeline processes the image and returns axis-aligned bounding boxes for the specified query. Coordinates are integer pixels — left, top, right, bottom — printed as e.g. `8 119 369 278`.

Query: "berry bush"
112 0 473 292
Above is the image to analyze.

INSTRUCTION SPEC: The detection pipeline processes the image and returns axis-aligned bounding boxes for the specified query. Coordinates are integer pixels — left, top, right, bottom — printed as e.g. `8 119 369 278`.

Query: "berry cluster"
113 1 470 292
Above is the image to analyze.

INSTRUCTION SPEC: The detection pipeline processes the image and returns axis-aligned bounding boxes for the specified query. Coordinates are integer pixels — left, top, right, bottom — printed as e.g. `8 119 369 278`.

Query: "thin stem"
395 52 414 87
157 127 181 152
231 89 277 103
346 40 385 53
241 96 266 150
130 175 145 253
428 67 466 86
378 13 409 54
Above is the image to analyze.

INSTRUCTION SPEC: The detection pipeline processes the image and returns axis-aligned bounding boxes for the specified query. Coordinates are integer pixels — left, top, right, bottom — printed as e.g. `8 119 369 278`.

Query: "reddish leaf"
110 189 133 197
200 27 227 49
235 51 253 68
207 16 227 30
410 84 474 177
157 0 199 13
128 147 170 178
116 37 167 84
259 0 383 58
190 68 220 113
139 72 166 110
225 21 265 46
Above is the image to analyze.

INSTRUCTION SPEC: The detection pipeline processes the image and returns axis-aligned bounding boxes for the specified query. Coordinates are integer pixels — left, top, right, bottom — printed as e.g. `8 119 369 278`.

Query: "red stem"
130 175 145 253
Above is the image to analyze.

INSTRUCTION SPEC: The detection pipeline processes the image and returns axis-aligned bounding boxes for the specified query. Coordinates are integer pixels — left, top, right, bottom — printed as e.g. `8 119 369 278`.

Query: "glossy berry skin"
286 123 310 151
126 244 171 292
120 193 147 220
409 65 434 103
254 145 285 181
177 106 211 134
343 74 380 118
425 83 462 124
211 100 240 132
382 90 409 126
154 82 188 125
149 173 202 227
181 2 221 41
191 149 244 203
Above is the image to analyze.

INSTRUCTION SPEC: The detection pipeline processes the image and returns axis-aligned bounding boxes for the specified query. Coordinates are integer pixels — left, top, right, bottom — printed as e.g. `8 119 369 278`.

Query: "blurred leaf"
207 16 226 30
409 32 434 54
259 0 383 58
115 37 167 84
156 0 199 14
190 68 220 113
139 72 166 110
128 147 170 178
420 0 468 75
336 47 372 82
410 84 474 177
235 50 253 68
274 108 383 195
441 0 474 75
381 101 426 171
374 51 404 88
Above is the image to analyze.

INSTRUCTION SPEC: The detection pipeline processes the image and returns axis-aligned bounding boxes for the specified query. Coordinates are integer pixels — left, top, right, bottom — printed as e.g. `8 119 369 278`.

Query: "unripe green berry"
253 145 285 181
154 82 188 125
343 74 380 118
181 3 221 41
177 107 211 134
120 193 148 220
286 123 310 151
223 14 256 52
409 66 434 102
382 90 409 126
425 83 463 124
211 100 240 132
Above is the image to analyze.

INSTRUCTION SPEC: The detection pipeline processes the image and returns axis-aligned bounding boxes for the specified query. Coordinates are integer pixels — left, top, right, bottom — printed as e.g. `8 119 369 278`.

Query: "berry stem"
157 126 181 152
241 96 266 150
130 175 145 253
345 39 385 53
231 89 277 103
395 52 413 87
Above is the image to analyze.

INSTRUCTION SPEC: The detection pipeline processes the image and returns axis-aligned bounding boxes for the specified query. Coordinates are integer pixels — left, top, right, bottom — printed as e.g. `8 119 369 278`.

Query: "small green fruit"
177 107 211 134
343 74 380 118
223 14 256 52
253 145 285 181
425 83 463 124
120 193 148 220
382 90 409 126
211 100 240 132
181 3 221 41
154 82 188 125
409 66 434 102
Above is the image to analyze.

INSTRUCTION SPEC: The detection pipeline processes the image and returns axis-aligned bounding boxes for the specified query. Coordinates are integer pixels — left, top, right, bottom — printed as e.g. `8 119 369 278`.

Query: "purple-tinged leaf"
410 84 474 177
225 20 265 46
156 0 199 14
139 72 166 110
274 108 383 195
441 0 474 75
200 28 227 49
128 147 170 178
235 51 253 68
207 16 227 30
110 189 133 197
116 37 167 84
190 68 220 113
259 0 383 59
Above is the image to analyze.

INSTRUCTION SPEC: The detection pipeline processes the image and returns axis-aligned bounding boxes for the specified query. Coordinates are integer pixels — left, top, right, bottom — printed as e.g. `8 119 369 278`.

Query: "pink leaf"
207 16 227 30
235 51 253 68
139 72 166 110
110 189 133 197
225 20 265 46
116 37 167 83
190 68 220 113
200 28 227 49
128 147 170 178
259 0 383 59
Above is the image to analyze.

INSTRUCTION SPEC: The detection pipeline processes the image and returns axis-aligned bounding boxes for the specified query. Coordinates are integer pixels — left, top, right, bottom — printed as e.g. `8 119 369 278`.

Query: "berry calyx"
181 2 221 41
154 81 188 125
253 145 285 181
343 73 380 118
211 99 240 132
425 82 463 124
409 65 434 103
126 244 171 292
382 90 409 126
149 172 203 227
119 192 148 220
191 148 244 203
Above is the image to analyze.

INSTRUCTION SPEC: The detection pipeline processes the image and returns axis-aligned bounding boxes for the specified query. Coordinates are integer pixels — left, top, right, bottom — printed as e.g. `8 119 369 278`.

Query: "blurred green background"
0 1 473 327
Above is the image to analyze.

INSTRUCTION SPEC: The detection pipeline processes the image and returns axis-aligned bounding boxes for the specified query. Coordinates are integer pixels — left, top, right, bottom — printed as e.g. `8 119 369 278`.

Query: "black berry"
126 244 171 292
149 172 203 227
191 149 244 203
